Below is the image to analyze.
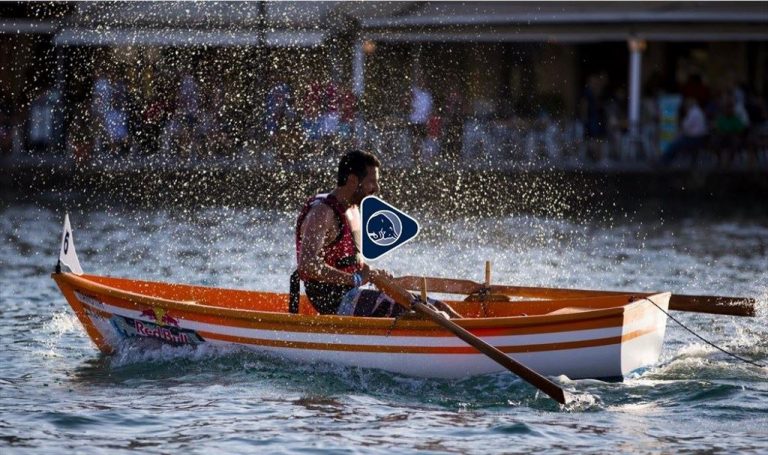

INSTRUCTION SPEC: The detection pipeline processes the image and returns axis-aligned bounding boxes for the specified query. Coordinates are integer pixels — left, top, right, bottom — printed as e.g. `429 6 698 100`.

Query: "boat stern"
620 292 671 376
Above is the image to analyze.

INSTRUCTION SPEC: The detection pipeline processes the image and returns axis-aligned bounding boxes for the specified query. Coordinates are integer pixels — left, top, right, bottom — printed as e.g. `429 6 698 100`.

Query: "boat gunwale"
53 272 671 331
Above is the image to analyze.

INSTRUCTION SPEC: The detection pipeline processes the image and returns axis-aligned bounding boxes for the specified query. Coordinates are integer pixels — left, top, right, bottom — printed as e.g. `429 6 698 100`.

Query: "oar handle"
371 275 567 405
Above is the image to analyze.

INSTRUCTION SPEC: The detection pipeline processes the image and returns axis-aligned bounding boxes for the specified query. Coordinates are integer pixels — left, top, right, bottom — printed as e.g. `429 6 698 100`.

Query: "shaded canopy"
53 1 415 47
357 1 768 43
50 1 768 46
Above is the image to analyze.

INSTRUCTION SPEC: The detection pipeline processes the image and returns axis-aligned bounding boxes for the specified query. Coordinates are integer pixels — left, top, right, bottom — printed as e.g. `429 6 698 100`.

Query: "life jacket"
290 193 361 314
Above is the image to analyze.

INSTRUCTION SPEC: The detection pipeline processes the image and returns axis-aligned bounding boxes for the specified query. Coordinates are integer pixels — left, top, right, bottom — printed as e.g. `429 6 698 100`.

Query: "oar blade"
669 295 756 317
413 300 566 404
372 275 568 405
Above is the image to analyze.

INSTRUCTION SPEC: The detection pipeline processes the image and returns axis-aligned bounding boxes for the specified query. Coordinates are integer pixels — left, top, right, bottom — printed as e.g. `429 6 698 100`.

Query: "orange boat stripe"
56 273 646 331
82 301 659 350
84 296 633 337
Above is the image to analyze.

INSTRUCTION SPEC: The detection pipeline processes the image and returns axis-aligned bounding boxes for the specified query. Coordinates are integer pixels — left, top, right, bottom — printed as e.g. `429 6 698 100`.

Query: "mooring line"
642 297 765 368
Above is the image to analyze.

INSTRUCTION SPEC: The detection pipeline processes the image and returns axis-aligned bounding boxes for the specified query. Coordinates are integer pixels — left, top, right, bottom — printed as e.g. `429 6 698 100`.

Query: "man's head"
337 150 381 205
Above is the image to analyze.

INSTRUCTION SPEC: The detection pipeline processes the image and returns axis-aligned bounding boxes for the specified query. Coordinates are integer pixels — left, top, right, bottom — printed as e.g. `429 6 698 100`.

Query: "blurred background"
0 1 766 186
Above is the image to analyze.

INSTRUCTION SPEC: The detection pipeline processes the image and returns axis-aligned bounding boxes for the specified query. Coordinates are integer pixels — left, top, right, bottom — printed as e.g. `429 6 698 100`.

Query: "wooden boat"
52 215 670 380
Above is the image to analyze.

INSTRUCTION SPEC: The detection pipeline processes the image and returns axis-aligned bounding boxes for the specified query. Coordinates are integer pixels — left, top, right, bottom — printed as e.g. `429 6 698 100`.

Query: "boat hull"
53 273 669 380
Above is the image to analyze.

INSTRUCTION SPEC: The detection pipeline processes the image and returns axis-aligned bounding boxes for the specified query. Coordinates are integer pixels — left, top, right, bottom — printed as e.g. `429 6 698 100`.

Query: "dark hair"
337 150 380 186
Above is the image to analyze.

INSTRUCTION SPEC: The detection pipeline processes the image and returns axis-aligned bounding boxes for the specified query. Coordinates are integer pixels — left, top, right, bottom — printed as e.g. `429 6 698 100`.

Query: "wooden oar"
370 275 568 405
392 276 756 317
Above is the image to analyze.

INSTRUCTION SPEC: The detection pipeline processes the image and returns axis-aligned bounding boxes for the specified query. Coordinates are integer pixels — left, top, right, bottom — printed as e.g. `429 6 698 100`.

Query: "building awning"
364 24 768 44
360 2 768 27
360 1 768 43
53 28 327 47
0 20 59 34
53 1 334 47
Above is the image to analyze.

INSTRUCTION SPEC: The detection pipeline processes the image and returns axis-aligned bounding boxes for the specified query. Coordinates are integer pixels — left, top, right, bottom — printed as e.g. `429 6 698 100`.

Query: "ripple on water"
40 411 101 429
491 421 540 436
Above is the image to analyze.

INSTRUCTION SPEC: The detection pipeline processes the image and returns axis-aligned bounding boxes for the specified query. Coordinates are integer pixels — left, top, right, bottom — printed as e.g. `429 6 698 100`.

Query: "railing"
356 118 768 171
6 117 768 172
356 118 664 170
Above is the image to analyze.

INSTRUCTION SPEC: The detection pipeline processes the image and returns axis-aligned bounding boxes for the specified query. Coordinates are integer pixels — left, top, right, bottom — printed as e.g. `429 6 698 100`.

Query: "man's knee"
338 289 405 317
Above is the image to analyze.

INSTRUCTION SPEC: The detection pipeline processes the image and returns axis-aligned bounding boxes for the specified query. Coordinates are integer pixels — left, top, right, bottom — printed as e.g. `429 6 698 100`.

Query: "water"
1 195 767 453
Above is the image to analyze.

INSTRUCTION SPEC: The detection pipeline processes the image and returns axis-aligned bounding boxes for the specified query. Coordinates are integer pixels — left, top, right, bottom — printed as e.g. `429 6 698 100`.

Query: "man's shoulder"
304 200 335 223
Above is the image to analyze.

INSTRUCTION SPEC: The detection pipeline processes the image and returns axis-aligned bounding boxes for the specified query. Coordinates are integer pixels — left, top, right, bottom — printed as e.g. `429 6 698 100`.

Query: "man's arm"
298 204 363 287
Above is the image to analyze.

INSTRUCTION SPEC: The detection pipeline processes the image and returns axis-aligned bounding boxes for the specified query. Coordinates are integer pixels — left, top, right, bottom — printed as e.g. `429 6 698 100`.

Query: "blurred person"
202 80 231 156
140 92 171 155
301 79 324 152
265 77 296 159
660 97 708 166
90 68 113 154
124 78 145 156
175 73 202 158
745 90 767 126
744 91 768 167
105 77 130 155
441 82 464 161
67 108 93 165
28 85 59 154
319 80 341 149
338 85 357 148
265 77 294 137
732 84 751 128
0 93 13 156
580 72 608 161
159 114 182 156
713 95 747 167
422 113 442 162
605 87 628 161
681 74 711 108
409 79 433 162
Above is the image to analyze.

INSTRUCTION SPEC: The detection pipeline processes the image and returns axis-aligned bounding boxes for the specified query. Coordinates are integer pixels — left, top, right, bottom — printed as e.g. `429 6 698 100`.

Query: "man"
409 81 433 162
713 95 747 167
293 150 459 319
580 72 608 161
292 150 402 317
660 97 708 166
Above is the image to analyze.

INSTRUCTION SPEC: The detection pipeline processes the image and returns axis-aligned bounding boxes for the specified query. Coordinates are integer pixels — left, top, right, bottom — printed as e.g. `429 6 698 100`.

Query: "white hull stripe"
90 314 662 379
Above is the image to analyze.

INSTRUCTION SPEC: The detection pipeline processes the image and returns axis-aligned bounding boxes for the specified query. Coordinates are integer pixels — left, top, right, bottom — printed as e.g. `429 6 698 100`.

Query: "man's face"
352 166 380 205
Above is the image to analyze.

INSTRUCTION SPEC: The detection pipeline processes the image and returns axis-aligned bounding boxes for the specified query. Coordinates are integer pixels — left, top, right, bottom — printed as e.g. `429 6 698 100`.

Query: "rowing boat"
52 215 670 380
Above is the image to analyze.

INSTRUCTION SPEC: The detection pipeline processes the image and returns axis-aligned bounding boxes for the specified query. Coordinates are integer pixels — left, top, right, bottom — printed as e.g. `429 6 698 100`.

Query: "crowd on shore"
656 74 768 167
2 69 767 170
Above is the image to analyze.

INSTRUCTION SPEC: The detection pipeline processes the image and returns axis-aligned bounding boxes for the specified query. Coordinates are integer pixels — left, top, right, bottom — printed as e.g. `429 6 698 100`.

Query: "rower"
289 150 397 317
291 150 458 318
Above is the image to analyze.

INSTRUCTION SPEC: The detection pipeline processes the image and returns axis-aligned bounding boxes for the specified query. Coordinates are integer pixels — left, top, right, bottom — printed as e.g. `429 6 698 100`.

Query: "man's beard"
352 185 367 205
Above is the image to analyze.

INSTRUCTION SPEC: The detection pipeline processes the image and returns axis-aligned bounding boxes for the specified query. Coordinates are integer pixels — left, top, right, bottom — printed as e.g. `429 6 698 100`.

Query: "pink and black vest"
290 193 361 314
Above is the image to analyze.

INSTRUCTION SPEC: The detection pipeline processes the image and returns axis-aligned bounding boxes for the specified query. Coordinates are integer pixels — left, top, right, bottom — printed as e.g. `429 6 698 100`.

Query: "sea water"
1 196 766 453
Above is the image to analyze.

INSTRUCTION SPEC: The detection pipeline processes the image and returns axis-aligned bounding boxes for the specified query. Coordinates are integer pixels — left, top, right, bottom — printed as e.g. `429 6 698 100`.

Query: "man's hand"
367 268 393 284
359 263 371 284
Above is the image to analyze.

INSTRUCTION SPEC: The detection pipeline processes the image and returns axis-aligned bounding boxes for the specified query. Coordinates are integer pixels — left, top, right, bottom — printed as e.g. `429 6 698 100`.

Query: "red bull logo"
139 307 180 327
134 320 191 344
111 314 204 346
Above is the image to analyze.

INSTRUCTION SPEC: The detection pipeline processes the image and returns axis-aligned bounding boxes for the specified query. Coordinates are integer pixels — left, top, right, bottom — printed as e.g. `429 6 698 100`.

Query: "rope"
386 306 410 338
641 297 765 368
